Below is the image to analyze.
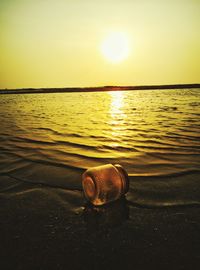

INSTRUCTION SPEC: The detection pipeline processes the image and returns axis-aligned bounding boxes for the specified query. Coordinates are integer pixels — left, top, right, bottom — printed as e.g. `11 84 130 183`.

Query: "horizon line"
0 83 200 94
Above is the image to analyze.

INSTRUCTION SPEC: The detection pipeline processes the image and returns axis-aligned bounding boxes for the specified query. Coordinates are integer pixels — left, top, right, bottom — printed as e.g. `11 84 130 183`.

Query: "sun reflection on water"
108 91 127 146
109 91 124 118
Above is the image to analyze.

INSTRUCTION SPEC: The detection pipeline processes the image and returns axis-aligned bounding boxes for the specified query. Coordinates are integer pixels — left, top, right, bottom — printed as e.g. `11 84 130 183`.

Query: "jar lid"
82 176 97 202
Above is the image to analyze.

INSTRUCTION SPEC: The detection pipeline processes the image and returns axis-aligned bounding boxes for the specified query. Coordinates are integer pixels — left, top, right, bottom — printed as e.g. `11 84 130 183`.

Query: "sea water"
0 89 200 206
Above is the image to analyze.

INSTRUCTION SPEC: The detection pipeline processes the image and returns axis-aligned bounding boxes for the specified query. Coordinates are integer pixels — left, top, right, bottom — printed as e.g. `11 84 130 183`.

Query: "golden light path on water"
109 91 124 116
108 91 127 148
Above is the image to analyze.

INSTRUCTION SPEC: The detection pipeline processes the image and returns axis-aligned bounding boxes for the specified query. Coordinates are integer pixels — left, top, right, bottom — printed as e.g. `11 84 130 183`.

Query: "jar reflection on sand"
82 164 129 206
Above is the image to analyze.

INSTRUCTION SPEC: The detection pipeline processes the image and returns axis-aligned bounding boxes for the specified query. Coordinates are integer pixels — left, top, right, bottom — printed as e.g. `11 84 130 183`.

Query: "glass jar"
82 164 129 206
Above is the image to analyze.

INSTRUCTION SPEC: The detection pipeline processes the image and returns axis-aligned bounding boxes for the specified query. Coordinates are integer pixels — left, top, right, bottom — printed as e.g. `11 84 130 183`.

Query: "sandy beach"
0 175 200 270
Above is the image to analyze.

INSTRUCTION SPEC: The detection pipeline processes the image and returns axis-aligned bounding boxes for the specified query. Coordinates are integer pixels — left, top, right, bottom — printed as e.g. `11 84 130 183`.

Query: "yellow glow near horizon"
101 32 129 63
0 0 199 88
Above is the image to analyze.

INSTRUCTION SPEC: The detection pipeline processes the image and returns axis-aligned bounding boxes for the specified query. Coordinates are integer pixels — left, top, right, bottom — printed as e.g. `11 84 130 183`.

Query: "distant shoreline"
0 83 199 95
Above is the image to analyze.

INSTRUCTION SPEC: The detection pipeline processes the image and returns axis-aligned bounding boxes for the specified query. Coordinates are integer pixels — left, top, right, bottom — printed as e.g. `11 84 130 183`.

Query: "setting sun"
101 32 129 63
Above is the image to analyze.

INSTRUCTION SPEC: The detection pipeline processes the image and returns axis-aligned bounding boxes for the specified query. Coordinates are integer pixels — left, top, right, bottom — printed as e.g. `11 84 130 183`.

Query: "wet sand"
0 176 199 270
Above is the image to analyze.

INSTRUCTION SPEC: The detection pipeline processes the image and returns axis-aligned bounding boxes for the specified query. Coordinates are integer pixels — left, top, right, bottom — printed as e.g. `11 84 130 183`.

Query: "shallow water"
0 89 200 206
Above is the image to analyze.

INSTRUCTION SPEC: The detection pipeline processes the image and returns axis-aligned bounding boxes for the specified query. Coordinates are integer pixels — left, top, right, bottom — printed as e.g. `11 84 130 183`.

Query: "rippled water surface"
0 89 200 206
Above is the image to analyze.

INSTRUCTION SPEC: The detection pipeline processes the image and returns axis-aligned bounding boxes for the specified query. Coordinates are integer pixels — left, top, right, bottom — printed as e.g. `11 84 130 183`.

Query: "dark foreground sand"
0 176 200 270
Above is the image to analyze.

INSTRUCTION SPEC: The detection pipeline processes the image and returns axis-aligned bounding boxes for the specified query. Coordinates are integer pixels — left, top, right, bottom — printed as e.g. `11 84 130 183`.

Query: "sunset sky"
0 0 199 89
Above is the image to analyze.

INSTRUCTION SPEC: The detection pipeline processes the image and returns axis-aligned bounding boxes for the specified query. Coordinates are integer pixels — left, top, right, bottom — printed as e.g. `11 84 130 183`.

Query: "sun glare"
101 32 129 63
